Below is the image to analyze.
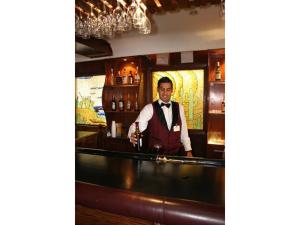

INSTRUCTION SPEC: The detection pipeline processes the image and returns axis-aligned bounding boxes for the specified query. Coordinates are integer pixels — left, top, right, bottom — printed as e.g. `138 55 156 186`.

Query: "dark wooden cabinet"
207 144 225 159
102 136 136 152
189 131 207 157
75 125 103 149
99 57 148 152
207 49 225 159
102 57 147 134
76 132 99 148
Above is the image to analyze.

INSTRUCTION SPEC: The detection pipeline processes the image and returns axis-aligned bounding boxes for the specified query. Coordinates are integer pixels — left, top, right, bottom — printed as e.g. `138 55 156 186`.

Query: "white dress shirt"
128 99 192 151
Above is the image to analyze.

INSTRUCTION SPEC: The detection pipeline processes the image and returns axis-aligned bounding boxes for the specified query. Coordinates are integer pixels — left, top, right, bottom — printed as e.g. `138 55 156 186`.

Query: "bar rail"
76 147 225 167
76 182 225 225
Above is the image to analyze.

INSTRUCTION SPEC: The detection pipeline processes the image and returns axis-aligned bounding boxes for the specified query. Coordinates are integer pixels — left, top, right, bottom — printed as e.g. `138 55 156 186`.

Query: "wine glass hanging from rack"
75 0 151 39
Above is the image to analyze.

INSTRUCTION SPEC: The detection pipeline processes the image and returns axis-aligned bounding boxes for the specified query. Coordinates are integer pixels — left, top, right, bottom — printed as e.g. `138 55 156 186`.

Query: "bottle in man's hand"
134 122 142 151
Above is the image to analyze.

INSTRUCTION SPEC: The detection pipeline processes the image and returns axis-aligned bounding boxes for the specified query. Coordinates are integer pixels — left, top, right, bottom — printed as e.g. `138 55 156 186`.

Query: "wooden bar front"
76 148 225 224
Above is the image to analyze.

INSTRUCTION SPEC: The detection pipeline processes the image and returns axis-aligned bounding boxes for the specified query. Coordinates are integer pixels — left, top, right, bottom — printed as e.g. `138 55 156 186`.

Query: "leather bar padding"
76 182 224 225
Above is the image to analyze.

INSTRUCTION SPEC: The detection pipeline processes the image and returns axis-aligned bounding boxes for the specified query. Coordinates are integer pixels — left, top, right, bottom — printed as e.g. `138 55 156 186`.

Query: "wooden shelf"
105 110 140 113
207 142 225 146
210 81 225 85
208 111 225 117
106 84 140 88
105 136 129 140
101 57 146 135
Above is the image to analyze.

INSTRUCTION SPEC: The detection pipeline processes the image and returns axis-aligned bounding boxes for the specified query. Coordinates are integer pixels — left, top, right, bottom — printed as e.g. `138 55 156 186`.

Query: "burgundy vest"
147 101 182 155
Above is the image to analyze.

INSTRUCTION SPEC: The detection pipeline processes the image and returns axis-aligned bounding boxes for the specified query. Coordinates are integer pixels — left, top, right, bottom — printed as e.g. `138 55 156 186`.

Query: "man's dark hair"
158 76 173 88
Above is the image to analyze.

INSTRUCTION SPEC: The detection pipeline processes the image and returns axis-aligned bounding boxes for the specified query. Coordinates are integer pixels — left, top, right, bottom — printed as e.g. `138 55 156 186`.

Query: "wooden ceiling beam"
145 0 162 14
153 0 162 8
76 0 92 15
158 0 173 11
194 0 221 7
176 0 192 9
76 0 223 16
75 5 90 17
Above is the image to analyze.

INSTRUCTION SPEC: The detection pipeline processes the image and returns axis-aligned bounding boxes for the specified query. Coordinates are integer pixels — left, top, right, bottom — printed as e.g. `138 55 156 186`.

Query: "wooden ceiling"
75 0 222 16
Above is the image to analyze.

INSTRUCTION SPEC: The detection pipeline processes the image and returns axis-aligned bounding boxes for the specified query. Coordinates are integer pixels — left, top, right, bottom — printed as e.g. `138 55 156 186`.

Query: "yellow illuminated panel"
75 75 107 126
152 70 204 129
208 131 225 145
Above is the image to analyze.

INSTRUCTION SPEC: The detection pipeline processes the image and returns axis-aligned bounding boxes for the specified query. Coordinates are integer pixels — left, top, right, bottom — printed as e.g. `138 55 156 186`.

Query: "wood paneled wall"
75 50 216 157
76 204 153 225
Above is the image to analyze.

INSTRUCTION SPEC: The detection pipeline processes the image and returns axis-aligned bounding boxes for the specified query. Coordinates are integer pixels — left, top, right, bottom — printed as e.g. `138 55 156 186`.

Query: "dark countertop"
76 131 97 140
76 147 225 206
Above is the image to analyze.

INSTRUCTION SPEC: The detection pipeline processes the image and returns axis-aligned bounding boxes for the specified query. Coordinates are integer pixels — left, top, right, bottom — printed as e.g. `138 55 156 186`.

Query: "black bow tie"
160 103 171 108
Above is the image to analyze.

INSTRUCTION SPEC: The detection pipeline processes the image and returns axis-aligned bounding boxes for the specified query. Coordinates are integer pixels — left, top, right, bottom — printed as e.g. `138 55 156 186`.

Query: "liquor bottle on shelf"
134 93 139 111
215 61 222 81
126 93 131 111
116 70 122 85
119 95 124 111
110 68 114 86
134 66 140 84
128 71 134 84
111 95 116 111
134 121 142 151
221 97 225 113
122 68 128 85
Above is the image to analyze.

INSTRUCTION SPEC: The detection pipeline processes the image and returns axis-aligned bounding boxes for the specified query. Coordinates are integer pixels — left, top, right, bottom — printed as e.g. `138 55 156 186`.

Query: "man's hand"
130 133 137 145
186 151 193 157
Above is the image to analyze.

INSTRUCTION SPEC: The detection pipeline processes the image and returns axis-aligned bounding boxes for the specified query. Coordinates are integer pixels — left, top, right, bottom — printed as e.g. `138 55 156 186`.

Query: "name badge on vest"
173 125 180 132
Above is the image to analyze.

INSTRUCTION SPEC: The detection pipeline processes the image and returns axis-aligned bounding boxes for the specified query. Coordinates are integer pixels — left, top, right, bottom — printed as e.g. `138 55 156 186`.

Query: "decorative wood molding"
76 37 113 58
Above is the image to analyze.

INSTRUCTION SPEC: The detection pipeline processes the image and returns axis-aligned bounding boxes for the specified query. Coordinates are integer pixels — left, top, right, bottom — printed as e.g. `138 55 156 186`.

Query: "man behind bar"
128 76 193 157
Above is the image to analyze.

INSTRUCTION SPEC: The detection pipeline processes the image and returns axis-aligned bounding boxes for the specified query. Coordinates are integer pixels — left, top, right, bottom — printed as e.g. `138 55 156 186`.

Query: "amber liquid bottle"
135 121 142 151
134 93 139 111
110 68 114 86
128 71 134 84
122 68 128 84
221 97 225 113
135 66 140 84
215 61 222 81
126 93 131 111
119 95 124 111
111 95 116 111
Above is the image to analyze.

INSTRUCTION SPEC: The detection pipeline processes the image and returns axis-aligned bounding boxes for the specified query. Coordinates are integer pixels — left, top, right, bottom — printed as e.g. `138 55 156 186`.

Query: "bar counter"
76 147 225 225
